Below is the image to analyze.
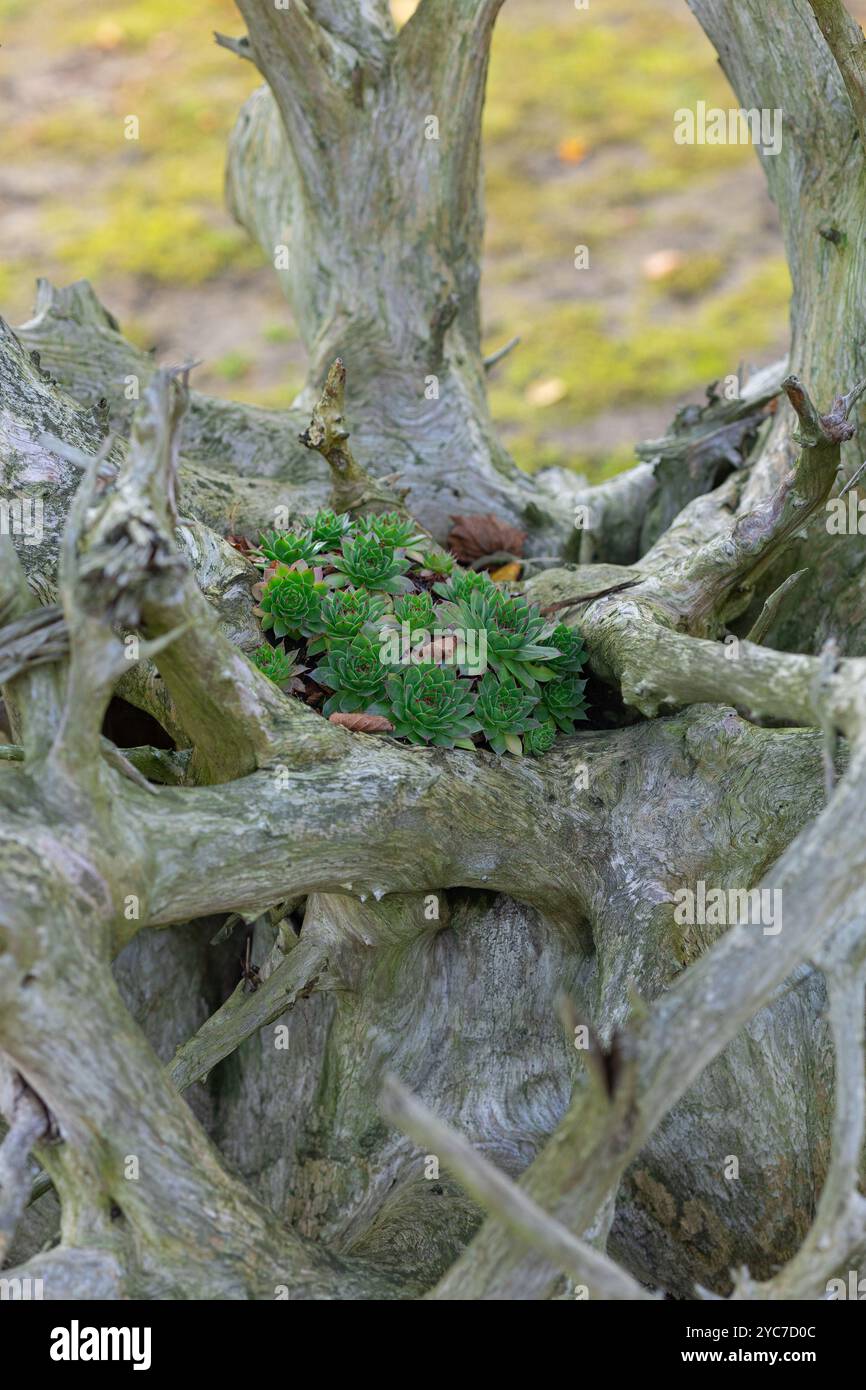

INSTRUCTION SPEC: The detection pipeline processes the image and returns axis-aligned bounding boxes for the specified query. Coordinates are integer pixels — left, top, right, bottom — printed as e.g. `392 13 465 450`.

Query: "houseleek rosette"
419 547 454 576
313 634 390 716
385 664 480 748
546 622 588 674
389 590 437 629
523 718 557 757
252 643 307 694
433 567 495 602
540 673 588 732
259 566 327 639
436 588 560 688
303 508 353 548
326 534 413 594
258 529 324 567
359 511 426 549
473 672 540 756
305 587 389 656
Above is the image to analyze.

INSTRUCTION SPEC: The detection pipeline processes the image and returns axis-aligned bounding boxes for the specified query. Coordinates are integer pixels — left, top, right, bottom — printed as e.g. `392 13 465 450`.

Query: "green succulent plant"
390 590 437 629
326 534 413 594
473 672 540 756
547 622 588 674
385 664 479 748
433 566 495 601
306 587 390 656
304 508 354 548
251 642 307 694
437 588 560 688
523 719 557 758
312 634 390 715
252 502 589 757
258 528 324 567
359 512 425 549
419 548 454 576
259 566 327 639
540 673 589 732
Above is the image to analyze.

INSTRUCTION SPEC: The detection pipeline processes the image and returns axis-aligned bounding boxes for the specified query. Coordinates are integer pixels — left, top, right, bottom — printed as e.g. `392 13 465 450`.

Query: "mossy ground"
0 0 844 480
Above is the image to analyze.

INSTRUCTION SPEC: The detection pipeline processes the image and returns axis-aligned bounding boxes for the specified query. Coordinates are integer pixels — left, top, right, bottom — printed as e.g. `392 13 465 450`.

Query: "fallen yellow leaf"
526 377 568 408
557 136 589 165
491 562 522 582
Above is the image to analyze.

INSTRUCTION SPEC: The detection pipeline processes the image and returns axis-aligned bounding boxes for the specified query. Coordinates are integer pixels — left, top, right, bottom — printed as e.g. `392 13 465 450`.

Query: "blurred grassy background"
0 0 815 481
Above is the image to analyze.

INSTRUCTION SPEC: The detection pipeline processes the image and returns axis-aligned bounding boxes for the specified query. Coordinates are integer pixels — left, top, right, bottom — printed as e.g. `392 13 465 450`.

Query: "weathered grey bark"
676 0 866 655
221 1 581 551
2 0 866 1303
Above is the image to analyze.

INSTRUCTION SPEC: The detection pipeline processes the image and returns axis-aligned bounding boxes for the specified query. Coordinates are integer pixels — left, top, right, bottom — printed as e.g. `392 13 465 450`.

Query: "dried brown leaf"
328 713 394 733
226 532 256 558
448 512 526 563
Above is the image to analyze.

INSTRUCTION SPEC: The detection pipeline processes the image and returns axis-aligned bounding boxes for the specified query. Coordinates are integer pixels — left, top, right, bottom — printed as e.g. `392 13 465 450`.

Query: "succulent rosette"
540 673 589 732
385 664 480 748
432 566 495 602
473 672 539 756
305 587 389 656
258 528 324 567
326 534 413 594
436 588 560 688
312 634 390 716
523 718 557 758
389 591 437 630
258 566 327 639
303 508 354 548
418 547 454 577
359 512 426 549
546 622 588 674
252 643 307 694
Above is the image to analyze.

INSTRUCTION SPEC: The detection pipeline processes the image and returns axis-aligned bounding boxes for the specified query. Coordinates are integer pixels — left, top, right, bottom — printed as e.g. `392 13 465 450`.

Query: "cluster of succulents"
251 509 588 755
251 643 307 694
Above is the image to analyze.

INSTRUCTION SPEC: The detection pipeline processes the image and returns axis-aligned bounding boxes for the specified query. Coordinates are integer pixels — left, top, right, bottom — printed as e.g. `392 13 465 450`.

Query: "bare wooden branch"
483 335 520 372
169 935 328 1092
50 370 302 782
304 0 395 72
744 569 807 645
0 604 67 683
16 278 321 488
808 0 866 144
298 359 432 534
234 0 361 206
381 1074 655 1301
664 374 859 630
214 31 253 62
